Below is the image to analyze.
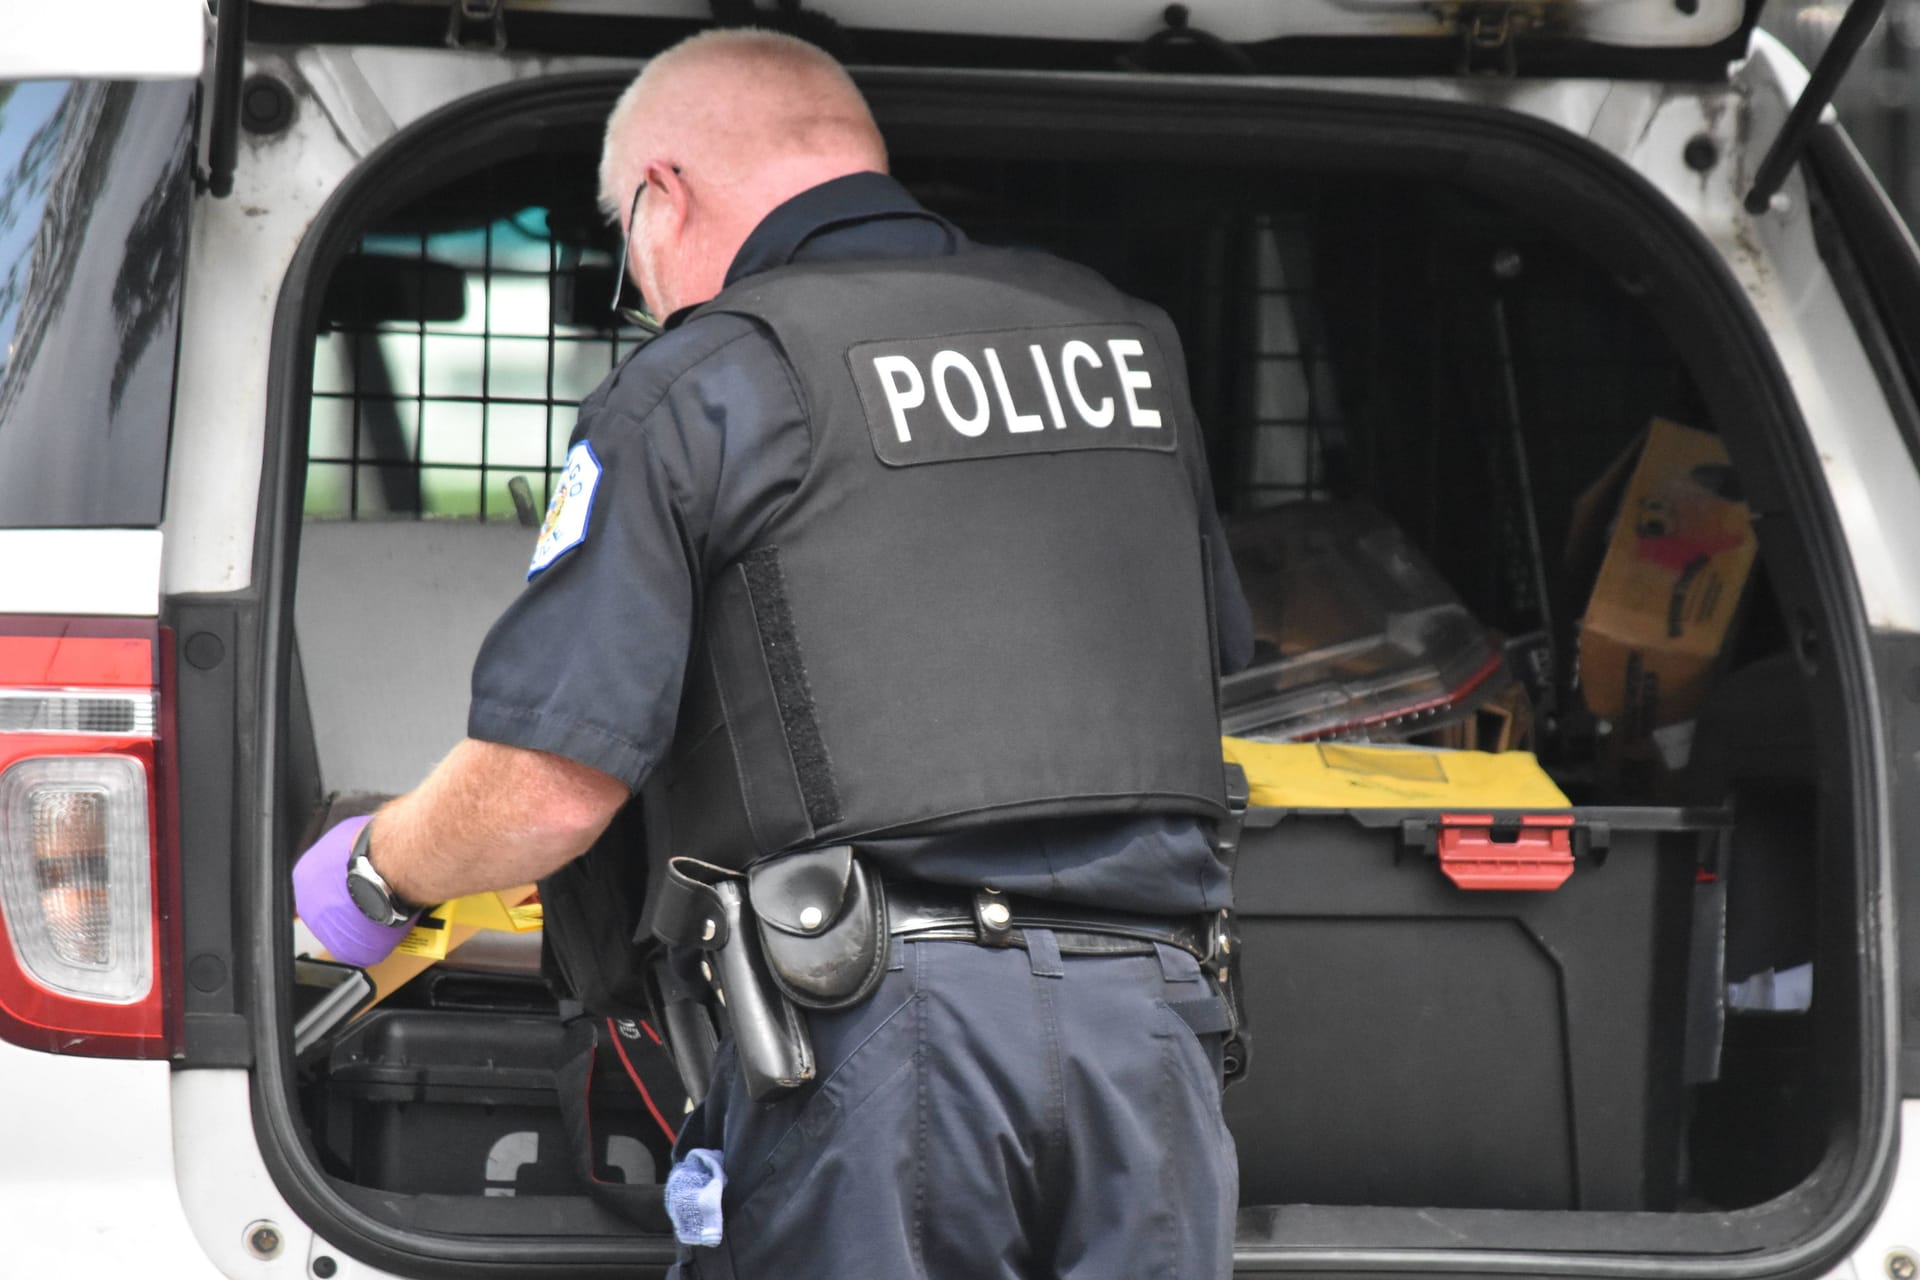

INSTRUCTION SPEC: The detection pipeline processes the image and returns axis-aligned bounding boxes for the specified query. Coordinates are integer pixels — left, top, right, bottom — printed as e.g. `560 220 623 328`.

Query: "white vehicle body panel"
0 0 206 80
173 1068 406 1279
0 528 164 615
1725 35 1920 635
1827 1099 1920 1280
160 46 626 597
0 1038 220 1276
160 52 366 600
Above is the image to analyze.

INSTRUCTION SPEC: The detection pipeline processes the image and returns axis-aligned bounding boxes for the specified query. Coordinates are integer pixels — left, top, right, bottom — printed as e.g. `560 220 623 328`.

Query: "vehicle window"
0 83 64 384
305 157 646 523
0 79 193 529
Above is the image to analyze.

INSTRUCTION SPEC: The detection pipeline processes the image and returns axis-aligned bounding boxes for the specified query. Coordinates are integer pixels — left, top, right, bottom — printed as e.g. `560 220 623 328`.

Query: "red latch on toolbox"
1436 813 1577 891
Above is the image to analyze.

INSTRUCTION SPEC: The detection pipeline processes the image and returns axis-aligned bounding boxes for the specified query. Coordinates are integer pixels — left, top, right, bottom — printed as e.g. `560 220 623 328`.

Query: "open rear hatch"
208 5 1898 1276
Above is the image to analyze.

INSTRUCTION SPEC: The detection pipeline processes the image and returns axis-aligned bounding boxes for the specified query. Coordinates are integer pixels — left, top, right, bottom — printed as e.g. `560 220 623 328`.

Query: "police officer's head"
600 29 888 319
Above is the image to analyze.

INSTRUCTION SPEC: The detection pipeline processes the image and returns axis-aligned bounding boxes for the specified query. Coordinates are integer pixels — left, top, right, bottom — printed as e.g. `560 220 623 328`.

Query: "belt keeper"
973 888 1016 946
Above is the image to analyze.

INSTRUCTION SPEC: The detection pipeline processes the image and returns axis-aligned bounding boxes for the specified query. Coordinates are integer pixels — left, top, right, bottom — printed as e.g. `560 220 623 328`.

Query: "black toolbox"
1224 805 1725 1211
315 1008 683 1198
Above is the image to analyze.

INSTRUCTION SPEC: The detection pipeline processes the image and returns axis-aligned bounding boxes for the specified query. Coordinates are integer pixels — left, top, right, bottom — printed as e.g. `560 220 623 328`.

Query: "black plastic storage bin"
1225 805 1725 1211
316 1009 682 1198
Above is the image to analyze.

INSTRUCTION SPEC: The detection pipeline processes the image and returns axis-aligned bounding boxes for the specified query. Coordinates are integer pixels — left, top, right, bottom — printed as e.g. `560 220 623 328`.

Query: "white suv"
6 2 1920 1277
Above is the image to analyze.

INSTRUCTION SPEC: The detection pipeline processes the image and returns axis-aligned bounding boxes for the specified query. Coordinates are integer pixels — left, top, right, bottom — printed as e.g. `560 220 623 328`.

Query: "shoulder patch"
527 442 602 580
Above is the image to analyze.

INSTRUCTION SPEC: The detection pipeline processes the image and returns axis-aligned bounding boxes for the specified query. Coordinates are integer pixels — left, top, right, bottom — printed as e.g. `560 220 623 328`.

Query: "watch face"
347 868 399 925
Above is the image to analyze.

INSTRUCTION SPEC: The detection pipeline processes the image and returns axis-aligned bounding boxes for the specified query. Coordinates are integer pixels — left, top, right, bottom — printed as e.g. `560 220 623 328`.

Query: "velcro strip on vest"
741 547 844 831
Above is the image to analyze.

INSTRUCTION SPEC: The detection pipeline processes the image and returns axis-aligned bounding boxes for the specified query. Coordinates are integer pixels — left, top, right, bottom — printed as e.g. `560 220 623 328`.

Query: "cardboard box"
1573 419 1756 749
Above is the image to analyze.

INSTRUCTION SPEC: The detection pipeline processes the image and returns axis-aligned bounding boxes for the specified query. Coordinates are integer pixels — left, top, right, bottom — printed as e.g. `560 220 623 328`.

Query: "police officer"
293 28 1252 1279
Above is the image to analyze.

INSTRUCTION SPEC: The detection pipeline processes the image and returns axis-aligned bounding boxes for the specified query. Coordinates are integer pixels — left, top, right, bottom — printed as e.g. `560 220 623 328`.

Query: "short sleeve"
466 320 809 788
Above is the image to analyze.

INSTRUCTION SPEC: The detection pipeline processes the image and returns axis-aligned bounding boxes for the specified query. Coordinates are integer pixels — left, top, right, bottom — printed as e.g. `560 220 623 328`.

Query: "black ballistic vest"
665 248 1228 868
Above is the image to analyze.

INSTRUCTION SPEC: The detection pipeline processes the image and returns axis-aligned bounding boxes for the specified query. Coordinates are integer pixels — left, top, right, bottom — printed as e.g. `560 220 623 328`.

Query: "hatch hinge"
1453 2 1545 77
447 0 507 51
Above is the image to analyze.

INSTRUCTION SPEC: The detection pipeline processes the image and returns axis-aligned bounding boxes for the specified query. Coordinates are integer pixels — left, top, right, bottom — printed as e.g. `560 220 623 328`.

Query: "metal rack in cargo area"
1239 192 1710 646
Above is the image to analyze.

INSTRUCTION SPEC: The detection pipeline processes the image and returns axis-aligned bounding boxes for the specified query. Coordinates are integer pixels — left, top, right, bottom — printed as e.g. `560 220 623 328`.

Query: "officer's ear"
642 160 691 239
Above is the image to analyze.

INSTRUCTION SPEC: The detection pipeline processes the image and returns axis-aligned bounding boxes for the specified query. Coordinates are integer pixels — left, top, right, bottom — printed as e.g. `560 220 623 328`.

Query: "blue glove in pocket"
665 1147 727 1247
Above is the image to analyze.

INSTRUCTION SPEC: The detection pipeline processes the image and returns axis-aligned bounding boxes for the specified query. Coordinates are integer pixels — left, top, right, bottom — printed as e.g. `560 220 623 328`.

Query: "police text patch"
527 441 602 579
848 323 1177 467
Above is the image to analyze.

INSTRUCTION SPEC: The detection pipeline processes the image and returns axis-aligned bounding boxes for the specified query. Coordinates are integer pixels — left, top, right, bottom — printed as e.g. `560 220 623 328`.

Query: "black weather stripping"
1746 0 1886 215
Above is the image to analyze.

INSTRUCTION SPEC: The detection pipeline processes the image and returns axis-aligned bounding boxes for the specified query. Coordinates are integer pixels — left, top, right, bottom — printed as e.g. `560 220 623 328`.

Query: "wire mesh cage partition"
306 151 648 524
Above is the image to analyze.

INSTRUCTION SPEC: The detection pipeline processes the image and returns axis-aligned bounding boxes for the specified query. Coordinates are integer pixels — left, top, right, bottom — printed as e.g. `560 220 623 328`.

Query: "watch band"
348 822 419 925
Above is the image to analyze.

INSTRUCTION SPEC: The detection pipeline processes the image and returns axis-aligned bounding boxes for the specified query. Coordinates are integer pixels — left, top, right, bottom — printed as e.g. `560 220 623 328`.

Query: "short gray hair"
597 28 874 221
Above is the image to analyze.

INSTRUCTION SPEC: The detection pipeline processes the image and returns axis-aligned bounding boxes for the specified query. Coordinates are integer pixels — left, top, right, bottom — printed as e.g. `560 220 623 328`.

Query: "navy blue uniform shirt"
470 172 1253 914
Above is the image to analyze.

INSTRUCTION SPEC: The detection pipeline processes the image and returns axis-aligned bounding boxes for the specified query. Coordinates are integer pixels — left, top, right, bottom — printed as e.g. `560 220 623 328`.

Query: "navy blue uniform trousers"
668 932 1238 1279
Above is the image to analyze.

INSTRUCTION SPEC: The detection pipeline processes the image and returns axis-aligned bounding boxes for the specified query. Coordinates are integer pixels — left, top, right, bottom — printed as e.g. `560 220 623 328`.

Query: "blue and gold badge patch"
527 441 602 579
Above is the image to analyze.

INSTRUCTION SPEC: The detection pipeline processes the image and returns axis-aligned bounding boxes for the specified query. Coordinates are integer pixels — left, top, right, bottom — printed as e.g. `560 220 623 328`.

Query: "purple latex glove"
292 816 418 967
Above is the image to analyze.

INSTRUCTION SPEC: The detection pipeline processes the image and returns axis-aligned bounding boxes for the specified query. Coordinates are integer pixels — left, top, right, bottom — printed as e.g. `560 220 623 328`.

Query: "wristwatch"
345 822 419 926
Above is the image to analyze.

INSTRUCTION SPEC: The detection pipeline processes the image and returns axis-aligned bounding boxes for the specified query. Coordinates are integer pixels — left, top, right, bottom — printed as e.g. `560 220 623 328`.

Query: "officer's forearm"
364 738 629 907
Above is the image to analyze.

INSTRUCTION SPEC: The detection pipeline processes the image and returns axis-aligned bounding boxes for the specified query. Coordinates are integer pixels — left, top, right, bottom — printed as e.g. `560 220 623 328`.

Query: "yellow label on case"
395 915 451 960
393 891 543 959
355 884 541 1010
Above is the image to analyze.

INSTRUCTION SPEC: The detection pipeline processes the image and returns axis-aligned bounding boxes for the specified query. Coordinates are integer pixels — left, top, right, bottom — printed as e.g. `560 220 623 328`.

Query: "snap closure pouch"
750 844 854 937
748 846 888 1010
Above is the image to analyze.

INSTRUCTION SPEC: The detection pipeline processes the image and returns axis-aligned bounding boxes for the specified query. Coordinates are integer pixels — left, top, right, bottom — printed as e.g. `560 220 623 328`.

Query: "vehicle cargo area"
272 82 1858 1260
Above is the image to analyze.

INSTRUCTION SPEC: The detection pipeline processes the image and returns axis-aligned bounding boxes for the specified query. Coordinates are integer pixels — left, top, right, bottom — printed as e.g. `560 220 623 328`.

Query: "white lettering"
931 350 990 437
872 355 925 443
1029 344 1067 430
983 348 1044 434
1107 338 1162 428
1061 340 1114 428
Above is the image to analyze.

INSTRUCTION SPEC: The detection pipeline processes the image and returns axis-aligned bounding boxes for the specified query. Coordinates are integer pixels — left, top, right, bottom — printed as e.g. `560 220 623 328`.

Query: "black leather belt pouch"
748 844 889 1011
652 857 814 1102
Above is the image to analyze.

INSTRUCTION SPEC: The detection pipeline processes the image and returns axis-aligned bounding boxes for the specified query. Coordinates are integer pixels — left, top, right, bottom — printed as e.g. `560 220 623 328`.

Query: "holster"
650 846 889 1102
1213 763 1253 1088
651 857 813 1101
646 949 719 1108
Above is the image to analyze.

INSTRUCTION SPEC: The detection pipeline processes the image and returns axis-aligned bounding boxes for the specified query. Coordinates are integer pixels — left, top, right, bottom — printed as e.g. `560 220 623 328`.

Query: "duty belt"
649 847 1237 1103
884 880 1222 963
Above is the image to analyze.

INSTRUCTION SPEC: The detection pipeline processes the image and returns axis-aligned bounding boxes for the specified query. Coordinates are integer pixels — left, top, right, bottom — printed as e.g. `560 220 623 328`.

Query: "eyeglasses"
608 167 679 335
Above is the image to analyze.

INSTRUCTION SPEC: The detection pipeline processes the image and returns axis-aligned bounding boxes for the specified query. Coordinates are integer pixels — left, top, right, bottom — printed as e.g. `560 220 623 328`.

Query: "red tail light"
0 618 175 1058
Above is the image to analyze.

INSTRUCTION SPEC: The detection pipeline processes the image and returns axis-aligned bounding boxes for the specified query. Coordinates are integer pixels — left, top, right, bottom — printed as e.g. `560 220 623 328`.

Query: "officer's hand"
291 816 417 968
